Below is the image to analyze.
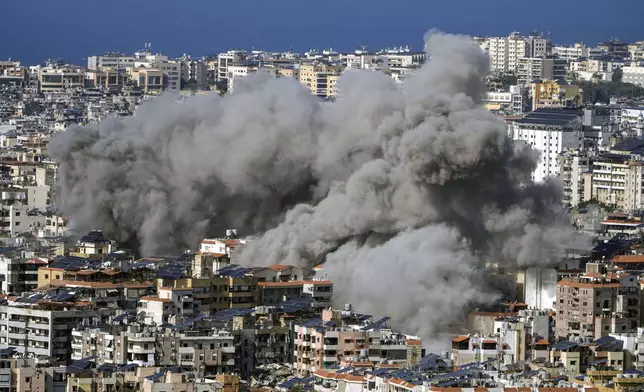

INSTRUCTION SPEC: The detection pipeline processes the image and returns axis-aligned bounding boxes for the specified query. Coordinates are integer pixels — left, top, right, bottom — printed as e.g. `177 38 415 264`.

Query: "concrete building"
530 80 582 111
516 57 554 85
299 63 341 98
0 255 42 295
226 62 277 93
293 307 422 376
451 328 523 367
87 54 135 70
85 69 127 90
217 51 247 90
483 85 528 114
555 263 641 340
258 280 332 309
0 301 100 364
128 68 166 93
483 32 552 73
623 66 644 87
553 43 605 61
524 267 558 310
511 108 584 182
71 325 236 374
559 150 593 207
181 58 208 89
590 139 644 211
154 273 260 319
37 66 85 92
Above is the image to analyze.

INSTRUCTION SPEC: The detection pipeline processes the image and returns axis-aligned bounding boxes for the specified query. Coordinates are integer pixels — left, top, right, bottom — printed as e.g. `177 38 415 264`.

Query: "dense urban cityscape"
1 29 644 392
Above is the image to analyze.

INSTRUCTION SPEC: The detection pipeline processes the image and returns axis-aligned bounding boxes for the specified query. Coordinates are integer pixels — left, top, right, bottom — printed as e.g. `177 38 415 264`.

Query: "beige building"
555 264 641 340
85 69 127 89
128 68 166 93
258 280 332 309
530 80 581 110
293 307 422 376
37 65 85 92
298 63 341 98
590 140 644 212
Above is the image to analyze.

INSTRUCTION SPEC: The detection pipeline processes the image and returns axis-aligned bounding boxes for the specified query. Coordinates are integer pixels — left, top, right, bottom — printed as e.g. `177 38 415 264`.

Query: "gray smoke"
51 32 581 340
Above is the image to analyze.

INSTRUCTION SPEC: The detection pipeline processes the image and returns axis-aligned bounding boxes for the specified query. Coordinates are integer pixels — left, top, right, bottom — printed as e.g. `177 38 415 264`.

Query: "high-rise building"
217 51 247 90
298 63 341 98
482 32 552 74
559 150 593 208
511 108 583 182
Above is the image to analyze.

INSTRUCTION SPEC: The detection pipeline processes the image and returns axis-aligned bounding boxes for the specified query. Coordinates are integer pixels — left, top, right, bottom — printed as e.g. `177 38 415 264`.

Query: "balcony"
128 345 155 354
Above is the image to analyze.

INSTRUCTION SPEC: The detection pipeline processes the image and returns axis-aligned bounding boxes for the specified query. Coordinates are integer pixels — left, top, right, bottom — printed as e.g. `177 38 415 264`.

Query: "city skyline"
2 0 643 64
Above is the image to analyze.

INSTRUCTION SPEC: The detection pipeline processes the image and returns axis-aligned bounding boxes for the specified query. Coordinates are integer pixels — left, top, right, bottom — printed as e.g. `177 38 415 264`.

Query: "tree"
612 67 623 83
499 73 518 88
289 386 306 392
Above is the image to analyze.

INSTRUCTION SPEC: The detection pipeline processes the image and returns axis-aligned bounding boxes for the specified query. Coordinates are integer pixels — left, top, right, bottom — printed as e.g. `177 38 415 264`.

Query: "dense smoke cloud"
51 32 579 340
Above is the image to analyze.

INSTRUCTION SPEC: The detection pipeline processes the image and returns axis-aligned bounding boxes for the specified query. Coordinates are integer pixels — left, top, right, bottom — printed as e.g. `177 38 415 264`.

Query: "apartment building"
71 325 236 374
530 80 581 111
154 273 260 318
227 61 276 93
128 68 166 94
553 43 605 61
590 139 644 211
85 69 127 90
180 58 208 88
299 63 341 98
510 108 583 182
217 51 248 90
483 85 528 114
516 57 555 85
450 327 524 368
259 280 332 310
623 66 644 87
37 66 85 92
558 149 593 207
0 255 41 294
152 60 181 91
87 54 135 70
555 263 641 340
483 32 552 73
0 301 101 364
293 307 423 376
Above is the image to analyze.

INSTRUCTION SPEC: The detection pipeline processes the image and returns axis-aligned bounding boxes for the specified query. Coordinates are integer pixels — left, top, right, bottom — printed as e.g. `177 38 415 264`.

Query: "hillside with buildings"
3 29 644 392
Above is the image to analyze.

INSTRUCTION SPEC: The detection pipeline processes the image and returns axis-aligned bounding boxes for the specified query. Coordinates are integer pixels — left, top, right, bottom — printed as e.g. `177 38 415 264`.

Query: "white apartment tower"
483 32 552 74
217 51 247 89
511 109 583 182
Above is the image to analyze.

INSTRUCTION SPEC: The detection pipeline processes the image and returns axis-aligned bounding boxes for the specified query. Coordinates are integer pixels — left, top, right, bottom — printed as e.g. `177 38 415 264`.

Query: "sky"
1 0 643 65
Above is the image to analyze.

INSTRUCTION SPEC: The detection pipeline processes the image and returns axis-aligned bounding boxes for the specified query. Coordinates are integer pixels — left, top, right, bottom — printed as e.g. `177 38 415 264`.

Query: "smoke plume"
51 32 580 339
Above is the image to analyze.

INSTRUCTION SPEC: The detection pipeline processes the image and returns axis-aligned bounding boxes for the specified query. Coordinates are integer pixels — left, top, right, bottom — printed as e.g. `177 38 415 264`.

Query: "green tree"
289 386 306 392
612 67 623 83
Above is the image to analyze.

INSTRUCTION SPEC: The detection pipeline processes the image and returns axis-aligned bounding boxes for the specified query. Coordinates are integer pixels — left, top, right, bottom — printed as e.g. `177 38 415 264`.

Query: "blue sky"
1 0 642 65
